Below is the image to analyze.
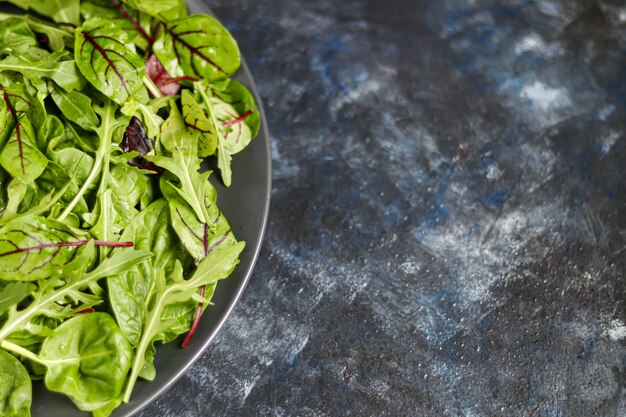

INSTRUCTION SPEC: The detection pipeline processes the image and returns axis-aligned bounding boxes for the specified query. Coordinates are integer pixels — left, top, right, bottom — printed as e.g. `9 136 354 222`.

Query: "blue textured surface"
140 1 626 416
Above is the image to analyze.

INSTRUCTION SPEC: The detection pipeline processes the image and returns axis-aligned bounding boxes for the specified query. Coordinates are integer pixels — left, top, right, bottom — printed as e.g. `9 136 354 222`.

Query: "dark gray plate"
0 1 271 416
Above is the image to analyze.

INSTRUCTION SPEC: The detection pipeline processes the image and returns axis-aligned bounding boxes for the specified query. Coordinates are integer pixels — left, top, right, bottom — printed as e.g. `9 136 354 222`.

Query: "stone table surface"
139 1 626 416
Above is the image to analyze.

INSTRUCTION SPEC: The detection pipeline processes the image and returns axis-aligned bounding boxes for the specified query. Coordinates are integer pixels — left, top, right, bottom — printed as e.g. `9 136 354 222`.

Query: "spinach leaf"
0 282 30 316
74 18 149 105
3 0 80 26
108 199 181 346
40 313 132 411
153 14 240 82
50 87 99 131
0 349 31 417
123 241 244 402
108 162 147 226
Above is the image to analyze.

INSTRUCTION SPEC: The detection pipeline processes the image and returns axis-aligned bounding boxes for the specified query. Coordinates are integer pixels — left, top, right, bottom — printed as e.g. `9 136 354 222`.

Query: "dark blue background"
140 1 626 416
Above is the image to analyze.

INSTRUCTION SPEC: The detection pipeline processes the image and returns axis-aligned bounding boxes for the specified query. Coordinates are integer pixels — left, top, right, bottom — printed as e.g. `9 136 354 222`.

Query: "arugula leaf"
123 241 244 402
74 18 149 105
57 99 129 222
153 14 240 82
40 313 132 412
0 51 86 93
0 246 151 342
0 17 37 55
144 101 210 222
0 349 32 417
22 15 74 52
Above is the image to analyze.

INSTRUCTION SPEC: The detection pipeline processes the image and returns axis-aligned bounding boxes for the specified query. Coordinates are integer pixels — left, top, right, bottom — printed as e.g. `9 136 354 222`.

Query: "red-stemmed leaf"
145 54 181 96
153 14 240 82
0 216 133 281
81 0 154 50
75 17 149 105
0 85 48 183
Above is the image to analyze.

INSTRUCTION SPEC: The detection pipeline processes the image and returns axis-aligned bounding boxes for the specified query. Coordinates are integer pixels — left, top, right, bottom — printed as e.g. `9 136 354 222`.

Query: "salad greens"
0 0 259 415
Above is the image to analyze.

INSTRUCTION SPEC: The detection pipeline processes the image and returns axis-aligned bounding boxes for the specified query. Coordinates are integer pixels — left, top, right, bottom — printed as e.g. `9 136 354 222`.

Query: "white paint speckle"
520 81 570 111
330 79 382 113
598 105 615 121
605 319 626 341
486 164 503 181
400 261 421 275
514 34 546 55
600 131 620 156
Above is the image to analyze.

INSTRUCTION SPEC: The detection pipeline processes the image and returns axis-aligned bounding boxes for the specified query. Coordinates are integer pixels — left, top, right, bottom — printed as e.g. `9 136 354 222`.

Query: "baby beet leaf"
120 0 185 20
0 349 32 417
0 85 48 183
40 313 132 412
208 79 260 137
161 179 235 264
81 0 154 50
75 18 149 106
181 90 216 157
195 82 256 187
0 216 135 282
50 87 99 131
153 15 240 82
0 114 48 184
145 54 181 97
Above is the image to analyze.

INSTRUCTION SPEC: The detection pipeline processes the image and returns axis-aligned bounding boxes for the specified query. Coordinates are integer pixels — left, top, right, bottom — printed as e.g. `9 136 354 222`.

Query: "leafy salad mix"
0 0 260 415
